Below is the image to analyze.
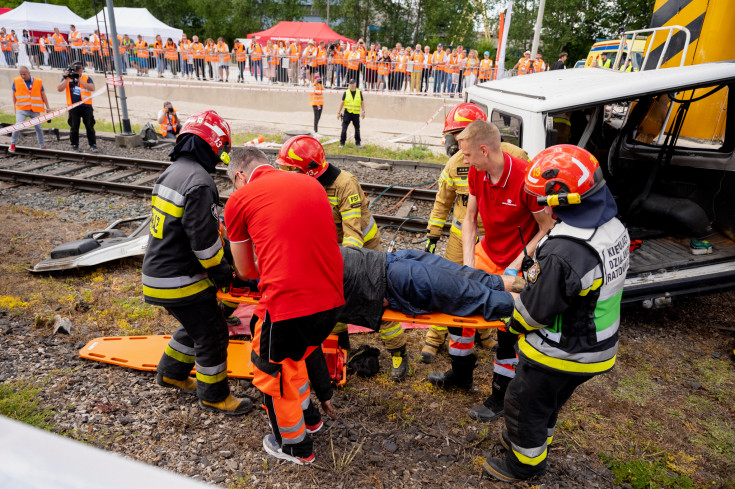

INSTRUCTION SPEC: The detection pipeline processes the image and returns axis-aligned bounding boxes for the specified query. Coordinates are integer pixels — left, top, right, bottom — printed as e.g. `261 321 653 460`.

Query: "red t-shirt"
468 153 543 268
224 165 345 322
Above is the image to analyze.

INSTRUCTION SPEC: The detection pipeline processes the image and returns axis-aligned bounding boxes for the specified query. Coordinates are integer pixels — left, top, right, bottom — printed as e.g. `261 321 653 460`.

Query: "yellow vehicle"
584 38 646 69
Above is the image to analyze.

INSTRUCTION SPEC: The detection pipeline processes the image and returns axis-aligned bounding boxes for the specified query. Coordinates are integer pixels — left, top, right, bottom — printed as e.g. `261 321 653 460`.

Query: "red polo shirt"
468 152 543 268
224 165 345 322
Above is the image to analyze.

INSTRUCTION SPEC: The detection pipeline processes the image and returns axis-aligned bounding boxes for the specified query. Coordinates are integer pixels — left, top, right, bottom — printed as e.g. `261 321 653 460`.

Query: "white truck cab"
466 62 735 306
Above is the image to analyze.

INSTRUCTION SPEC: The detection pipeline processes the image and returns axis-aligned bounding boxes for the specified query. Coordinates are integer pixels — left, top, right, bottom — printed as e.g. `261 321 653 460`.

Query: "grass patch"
612 367 662 406
600 453 696 489
322 142 443 164
0 380 54 430
0 111 140 135
232 132 283 145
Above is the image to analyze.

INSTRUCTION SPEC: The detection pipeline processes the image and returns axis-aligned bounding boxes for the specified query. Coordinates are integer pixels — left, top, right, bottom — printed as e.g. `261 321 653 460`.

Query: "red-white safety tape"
387 103 457 143
0 86 109 136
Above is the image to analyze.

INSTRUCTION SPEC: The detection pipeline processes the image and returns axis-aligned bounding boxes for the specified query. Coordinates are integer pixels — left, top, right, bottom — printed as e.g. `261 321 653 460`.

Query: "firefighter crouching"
277 135 410 382
422 103 529 364
142 110 252 416
483 145 630 481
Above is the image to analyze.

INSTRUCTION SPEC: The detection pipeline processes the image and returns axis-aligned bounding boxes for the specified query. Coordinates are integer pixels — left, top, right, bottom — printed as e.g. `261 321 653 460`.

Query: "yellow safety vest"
343 89 362 115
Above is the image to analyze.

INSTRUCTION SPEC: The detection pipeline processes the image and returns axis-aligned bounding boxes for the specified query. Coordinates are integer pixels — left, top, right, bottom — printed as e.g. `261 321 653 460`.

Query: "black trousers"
346 68 359 87
68 105 96 148
312 106 322 133
157 297 231 403
194 59 206 79
340 112 361 145
503 357 591 478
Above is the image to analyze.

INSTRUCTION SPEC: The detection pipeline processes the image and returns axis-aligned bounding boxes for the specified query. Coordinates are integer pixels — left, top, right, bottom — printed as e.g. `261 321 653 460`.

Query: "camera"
65 65 80 80
167 106 174 113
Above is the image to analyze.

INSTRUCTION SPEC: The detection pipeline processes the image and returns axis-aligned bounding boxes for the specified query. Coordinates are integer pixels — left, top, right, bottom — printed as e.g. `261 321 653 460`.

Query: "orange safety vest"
396 54 407 73
82 40 89 55
69 30 83 47
332 46 344 66
89 34 100 52
518 57 531 75
304 46 317 67
101 39 110 57
432 50 445 72
14 77 45 113
479 58 493 79
378 57 389 76
164 42 178 60
269 45 279 65
251 42 263 61
412 52 423 72
289 43 299 62
153 41 163 57
347 50 360 70
217 43 229 63
0 35 10 52
234 44 247 62
39 37 47 53
533 59 545 73
135 41 149 58
316 47 327 66
464 57 478 76
191 42 205 59
65 74 92 106
367 50 378 70
447 54 459 74
358 47 366 65
158 108 180 136
309 81 323 106
53 33 67 52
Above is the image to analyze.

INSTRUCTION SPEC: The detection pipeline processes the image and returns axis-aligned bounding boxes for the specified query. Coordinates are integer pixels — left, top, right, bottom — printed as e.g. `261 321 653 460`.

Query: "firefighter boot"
469 373 511 422
482 457 526 482
199 394 254 416
427 353 477 390
155 371 197 395
388 346 408 382
421 326 448 364
475 329 497 350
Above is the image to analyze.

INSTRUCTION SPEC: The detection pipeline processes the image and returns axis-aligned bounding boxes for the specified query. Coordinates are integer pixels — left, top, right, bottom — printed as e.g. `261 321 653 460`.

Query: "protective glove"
503 267 519 277
424 236 439 254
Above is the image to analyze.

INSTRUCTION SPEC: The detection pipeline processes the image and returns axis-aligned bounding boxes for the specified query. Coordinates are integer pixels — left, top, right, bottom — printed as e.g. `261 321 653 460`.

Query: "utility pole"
530 0 546 59
496 0 514 80
106 0 134 136
326 0 330 25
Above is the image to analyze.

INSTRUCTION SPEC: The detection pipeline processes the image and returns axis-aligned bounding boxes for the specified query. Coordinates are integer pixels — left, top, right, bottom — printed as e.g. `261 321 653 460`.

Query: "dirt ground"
1 195 734 489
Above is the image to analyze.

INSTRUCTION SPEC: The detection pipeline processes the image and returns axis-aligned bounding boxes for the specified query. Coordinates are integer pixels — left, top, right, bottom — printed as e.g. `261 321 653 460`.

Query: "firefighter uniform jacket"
142 157 232 306
320 167 380 249
508 217 630 375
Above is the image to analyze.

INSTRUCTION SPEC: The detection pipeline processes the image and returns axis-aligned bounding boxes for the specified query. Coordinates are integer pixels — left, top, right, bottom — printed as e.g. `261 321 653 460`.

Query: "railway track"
0 144 444 233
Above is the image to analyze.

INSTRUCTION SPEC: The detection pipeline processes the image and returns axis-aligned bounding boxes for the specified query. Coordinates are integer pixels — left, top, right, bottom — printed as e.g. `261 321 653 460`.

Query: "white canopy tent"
0 2 85 34
77 8 182 43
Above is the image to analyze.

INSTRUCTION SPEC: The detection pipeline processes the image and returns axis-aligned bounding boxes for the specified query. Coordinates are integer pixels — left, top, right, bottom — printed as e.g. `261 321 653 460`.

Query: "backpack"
346 345 380 377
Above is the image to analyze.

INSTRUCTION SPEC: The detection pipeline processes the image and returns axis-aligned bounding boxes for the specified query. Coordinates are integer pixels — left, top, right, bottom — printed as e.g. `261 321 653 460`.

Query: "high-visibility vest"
82 40 89 55
358 47 366 65
65 74 92 106
289 43 299 62
53 33 67 52
332 47 344 66
479 58 493 79
347 50 360 70
205 44 218 63
102 39 111 57
153 41 163 57
217 43 229 63
533 59 545 72
252 43 263 61
367 50 378 70
343 89 362 114
164 42 178 60
412 52 423 72
598 58 611 68
304 46 316 67
317 47 327 66
39 37 47 53
179 39 191 60
89 34 100 52
69 30 83 47
117 35 126 55
158 109 180 136
396 55 407 73
269 45 279 65
191 42 204 59
518 58 531 75
432 51 445 71
464 57 478 76
0 35 10 52
620 63 632 72
14 77 45 113
309 82 323 106
136 41 149 58
447 54 459 74
378 58 389 76
234 44 247 62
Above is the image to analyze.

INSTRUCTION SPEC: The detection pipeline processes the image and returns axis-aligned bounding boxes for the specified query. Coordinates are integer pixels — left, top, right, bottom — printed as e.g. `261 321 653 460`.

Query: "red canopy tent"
247 21 354 46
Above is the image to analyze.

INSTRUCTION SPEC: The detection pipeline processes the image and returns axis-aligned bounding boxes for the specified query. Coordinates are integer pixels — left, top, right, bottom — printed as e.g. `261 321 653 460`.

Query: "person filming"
57 62 98 153
157 101 181 139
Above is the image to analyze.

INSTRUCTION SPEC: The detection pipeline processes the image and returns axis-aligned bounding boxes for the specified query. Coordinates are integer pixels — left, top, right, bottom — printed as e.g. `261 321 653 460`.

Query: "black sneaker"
90 145 100 154
71 145 80 153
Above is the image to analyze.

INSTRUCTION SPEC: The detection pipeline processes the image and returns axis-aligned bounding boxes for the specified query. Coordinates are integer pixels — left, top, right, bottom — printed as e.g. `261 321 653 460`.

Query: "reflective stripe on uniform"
429 217 446 228
341 209 361 220
448 328 475 356
142 272 208 288
297 381 310 395
328 196 339 206
512 442 547 467
152 195 184 218
279 417 306 444
363 216 378 242
143 277 213 300
519 335 617 374
195 361 228 384
164 343 195 364
379 321 402 340
153 184 185 206
193 238 224 269
343 236 363 248
493 357 517 378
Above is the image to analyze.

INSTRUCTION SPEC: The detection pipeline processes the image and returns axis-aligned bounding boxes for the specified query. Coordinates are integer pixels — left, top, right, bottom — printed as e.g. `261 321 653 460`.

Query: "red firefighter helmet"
276 135 328 177
443 102 487 135
179 110 232 161
525 145 605 206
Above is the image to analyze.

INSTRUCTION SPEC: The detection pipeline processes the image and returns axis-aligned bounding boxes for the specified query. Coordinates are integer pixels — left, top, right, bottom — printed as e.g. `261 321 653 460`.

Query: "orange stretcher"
79 334 347 386
217 290 507 330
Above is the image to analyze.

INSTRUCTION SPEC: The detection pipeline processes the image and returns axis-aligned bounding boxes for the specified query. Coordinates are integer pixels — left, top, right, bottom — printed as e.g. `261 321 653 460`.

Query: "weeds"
0 379 54 430
0 295 29 313
600 453 695 489
313 435 363 471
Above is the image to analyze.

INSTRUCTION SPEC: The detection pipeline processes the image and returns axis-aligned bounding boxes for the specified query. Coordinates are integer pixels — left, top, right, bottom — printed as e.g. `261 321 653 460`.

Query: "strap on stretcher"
217 291 507 330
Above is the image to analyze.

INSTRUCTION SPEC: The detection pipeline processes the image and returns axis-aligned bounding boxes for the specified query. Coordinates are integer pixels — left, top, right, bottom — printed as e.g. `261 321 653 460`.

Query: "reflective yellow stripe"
364 221 378 242
512 446 547 466
512 309 536 332
143 278 213 299
430 325 448 332
379 322 402 339
328 197 339 206
553 117 571 127
450 224 462 237
164 345 195 364
195 370 228 384
151 195 184 218
198 247 224 269
579 278 603 296
341 209 362 220
332 322 349 334
429 217 446 227
518 336 617 374
343 236 363 248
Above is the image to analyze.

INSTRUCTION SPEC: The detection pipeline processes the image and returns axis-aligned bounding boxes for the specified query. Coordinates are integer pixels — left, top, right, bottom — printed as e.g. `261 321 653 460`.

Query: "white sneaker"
262 434 315 465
